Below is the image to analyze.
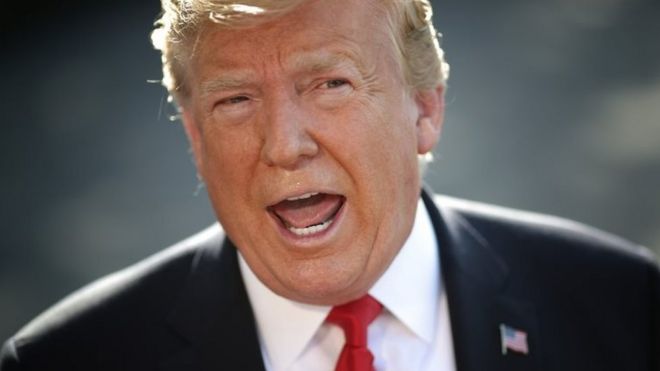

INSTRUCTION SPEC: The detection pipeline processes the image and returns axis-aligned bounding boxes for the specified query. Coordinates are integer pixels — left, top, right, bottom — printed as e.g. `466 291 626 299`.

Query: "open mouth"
268 192 345 237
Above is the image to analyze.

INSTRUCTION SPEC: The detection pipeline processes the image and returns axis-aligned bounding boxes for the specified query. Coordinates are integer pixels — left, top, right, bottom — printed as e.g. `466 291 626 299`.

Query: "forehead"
187 0 396 83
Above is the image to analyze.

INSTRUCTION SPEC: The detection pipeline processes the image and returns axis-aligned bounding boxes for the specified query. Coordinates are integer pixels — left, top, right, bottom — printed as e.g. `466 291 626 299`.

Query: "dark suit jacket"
2 191 659 371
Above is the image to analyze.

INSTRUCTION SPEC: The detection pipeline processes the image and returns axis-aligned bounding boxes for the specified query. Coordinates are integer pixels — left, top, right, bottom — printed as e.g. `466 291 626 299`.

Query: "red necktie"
326 295 383 371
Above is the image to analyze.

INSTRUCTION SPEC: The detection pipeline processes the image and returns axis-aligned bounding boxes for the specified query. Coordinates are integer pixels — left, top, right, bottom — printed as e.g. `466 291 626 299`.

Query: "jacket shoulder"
1 224 225 370
434 194 658 268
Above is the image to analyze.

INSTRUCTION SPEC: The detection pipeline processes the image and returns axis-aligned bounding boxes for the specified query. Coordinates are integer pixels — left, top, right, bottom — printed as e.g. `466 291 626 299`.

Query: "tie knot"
327 295 382 347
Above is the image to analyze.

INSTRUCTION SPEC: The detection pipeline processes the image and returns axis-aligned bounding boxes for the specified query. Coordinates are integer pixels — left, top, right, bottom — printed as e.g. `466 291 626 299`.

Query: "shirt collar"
239 254 330 371
369 197 439 343
238 198 440 370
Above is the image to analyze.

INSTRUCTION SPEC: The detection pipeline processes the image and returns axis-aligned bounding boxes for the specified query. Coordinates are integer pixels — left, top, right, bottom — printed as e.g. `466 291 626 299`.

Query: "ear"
414 86 444 155
181 108 205 175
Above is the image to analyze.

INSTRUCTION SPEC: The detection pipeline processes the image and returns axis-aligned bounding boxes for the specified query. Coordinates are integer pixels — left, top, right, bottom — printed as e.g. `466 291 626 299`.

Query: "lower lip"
269 198 346 247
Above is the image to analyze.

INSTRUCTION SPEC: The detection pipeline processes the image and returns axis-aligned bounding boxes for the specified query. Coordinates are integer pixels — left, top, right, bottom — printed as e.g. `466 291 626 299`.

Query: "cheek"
199 124 261 196
199 127 267 248
335 98 420 207
354 99 418 173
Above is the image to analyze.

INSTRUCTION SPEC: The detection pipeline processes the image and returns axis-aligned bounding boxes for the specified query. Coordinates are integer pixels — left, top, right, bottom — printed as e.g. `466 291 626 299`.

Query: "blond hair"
151 0 450 103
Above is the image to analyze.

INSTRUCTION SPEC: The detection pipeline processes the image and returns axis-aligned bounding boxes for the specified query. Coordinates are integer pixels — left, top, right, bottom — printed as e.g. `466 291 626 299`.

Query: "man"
1 0 658 370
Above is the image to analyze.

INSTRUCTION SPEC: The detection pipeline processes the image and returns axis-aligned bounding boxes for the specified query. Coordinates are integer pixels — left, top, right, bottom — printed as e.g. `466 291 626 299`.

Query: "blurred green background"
1 0 659 343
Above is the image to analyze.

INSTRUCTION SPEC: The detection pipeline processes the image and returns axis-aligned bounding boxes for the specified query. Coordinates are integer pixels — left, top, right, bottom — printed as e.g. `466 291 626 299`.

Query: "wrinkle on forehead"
190 0 397 98
197 45 376 97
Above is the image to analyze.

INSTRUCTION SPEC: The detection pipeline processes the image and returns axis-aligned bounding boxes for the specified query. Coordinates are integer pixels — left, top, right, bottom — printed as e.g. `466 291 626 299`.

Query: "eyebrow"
290 49 366 77
200 71 256 97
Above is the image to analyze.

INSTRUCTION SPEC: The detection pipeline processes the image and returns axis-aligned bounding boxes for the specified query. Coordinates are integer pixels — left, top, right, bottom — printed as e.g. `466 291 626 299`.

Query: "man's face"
182 0 443 305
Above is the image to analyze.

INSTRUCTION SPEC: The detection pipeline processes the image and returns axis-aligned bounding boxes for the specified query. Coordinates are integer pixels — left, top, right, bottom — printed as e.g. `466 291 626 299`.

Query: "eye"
219 95 250 105
321 79 349 89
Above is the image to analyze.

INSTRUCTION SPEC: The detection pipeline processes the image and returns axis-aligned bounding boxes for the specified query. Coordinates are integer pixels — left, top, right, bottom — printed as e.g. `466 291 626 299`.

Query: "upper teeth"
286 192 319 201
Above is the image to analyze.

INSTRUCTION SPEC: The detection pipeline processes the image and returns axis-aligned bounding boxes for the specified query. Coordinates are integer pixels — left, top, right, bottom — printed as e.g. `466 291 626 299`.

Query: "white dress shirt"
239 199 456 371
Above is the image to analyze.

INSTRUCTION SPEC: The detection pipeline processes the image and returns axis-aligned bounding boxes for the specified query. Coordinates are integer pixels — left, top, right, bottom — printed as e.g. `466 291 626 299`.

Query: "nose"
260 92 319 169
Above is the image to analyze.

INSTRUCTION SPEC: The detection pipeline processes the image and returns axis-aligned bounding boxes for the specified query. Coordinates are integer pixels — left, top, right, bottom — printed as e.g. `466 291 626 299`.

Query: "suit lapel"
422 190 542 371
163 235 266 371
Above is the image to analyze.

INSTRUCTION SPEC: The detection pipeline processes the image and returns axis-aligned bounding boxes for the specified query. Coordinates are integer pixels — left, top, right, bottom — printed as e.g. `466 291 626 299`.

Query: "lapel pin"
499 323 529 355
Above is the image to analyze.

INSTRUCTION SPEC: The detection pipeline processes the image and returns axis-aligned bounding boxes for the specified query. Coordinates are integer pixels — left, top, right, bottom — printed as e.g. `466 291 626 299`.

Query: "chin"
276 261 369 305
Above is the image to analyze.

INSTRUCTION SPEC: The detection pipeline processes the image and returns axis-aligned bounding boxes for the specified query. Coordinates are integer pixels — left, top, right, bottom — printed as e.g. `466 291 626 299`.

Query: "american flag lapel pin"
499 323 529 355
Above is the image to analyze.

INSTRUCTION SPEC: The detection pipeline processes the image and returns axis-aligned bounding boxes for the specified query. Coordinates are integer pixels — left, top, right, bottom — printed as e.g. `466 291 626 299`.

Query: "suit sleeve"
0 339 21 371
